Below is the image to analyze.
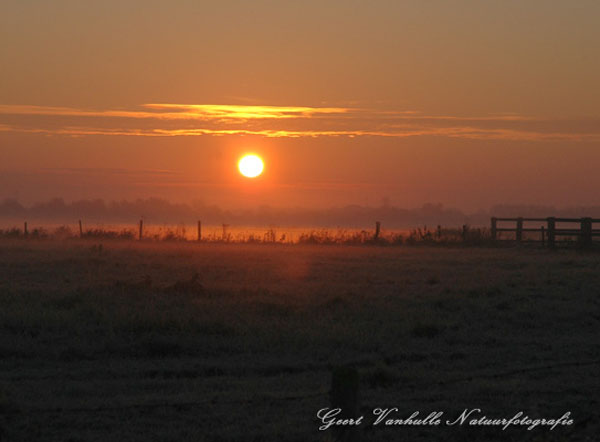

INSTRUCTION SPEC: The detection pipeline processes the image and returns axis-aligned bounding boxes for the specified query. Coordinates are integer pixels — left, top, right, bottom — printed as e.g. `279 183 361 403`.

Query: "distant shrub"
30 227 49 239
53 225 74 239
0 228 22 238
83 228 131 239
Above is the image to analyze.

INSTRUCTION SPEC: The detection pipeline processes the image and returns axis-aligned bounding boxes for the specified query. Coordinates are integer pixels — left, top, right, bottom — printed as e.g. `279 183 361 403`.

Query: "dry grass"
0 239 598 441
0 224 494 245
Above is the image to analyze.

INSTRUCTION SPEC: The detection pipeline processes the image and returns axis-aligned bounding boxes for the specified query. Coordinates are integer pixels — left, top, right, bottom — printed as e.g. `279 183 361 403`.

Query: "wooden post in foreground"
491 217 497 241
516 217 523 243
581 217 592 248
78 219 83 238
139 219 143 240
462 224 468 242
374 221 381 241
24 222 28 237
547 217 556 249
330 366 360 442
197 221 202 242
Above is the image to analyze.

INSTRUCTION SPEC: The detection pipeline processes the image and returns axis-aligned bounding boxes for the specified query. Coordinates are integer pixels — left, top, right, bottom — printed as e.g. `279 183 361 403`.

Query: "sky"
1 0 599 211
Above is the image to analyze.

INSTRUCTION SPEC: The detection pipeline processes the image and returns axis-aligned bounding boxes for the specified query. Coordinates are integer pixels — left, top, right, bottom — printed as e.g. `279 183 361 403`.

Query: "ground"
0 240 598 441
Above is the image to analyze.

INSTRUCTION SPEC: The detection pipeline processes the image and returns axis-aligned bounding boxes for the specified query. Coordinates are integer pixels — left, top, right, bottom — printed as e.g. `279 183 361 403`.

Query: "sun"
238 154 264 178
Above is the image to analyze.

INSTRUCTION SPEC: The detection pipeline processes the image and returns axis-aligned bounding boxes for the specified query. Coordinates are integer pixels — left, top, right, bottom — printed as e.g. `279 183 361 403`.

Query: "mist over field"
3 198 600 229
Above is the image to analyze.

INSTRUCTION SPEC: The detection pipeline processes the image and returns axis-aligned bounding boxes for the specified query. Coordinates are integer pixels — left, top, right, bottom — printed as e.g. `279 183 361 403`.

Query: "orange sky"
1 1 599 210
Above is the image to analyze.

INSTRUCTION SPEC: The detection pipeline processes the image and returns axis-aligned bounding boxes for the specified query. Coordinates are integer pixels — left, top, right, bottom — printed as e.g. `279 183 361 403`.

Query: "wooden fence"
491 217 600 247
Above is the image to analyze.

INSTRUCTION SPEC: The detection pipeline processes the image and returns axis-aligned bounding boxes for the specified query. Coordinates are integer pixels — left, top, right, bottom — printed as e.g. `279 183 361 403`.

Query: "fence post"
139 220 143 240
222 224 231 242
79 219 83 238
437 225 442 239
374 221 381 240
24 222 28 237
581 217 592 248
462 225 468 242
491 217 497 241
516 217 523 243
547 217 556 249
197 221 202 242
541 226 545 246
330 366 360 442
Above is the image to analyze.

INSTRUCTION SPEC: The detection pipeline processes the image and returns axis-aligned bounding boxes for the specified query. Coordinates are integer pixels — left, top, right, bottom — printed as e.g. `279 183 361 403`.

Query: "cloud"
142 103 350 119
0 103 598 142
0 103 350 121
43 167 180 177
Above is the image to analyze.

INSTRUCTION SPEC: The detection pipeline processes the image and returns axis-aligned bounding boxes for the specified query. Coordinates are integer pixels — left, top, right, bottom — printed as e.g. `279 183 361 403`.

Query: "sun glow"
238 154 264 178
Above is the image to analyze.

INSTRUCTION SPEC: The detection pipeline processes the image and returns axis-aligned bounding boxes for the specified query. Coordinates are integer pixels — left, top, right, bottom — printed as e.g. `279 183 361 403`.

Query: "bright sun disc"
238 154 264 178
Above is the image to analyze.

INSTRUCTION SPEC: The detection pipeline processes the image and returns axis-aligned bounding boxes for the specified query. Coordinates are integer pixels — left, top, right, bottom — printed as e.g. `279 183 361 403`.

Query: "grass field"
0 239 598 441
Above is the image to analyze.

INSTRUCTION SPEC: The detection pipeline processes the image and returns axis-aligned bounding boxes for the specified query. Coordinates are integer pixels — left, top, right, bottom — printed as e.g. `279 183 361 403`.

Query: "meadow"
0 238 598 441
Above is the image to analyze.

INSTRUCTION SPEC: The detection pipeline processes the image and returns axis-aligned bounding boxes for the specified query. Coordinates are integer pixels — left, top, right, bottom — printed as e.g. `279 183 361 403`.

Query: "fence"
491 217 600 247
7 220 384 243
9 218 600 247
